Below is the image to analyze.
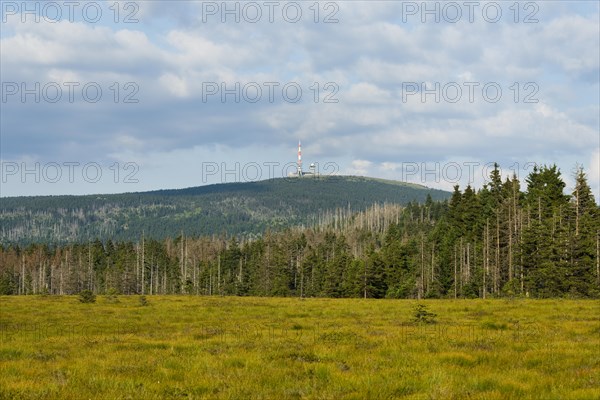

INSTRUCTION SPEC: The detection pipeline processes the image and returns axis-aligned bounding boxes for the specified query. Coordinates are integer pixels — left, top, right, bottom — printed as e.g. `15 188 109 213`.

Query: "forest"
0 176 448 244
0 165 598 298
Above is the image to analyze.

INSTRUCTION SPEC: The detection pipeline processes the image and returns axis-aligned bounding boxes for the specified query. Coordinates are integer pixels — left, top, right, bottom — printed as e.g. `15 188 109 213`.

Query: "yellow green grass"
1 296 598 399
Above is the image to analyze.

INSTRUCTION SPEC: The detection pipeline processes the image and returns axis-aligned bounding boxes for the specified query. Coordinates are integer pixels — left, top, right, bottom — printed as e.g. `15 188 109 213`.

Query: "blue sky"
1 0 598 199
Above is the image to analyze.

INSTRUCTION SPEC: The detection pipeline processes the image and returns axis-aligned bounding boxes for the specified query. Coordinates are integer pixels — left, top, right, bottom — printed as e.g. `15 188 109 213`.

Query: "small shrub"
78 290 96 303
502 278 521 298
139 295 149 306
412 303 437 324
105 288 119 303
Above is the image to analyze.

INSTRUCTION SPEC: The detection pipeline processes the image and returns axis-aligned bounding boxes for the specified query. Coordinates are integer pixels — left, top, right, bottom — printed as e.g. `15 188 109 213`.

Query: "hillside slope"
0 176 450 244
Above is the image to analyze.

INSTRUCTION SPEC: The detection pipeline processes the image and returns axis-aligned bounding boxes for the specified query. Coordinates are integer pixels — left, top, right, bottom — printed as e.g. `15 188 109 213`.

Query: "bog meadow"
1 296 598 399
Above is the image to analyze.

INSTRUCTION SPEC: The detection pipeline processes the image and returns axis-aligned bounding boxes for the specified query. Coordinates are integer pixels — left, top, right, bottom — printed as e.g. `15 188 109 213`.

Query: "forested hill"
0 176 450 245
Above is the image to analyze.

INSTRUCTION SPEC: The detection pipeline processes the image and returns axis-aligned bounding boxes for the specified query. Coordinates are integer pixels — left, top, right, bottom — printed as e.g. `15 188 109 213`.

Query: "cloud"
0 2 598 199
589 149 600 202
159 73 189 98
347 160 373 176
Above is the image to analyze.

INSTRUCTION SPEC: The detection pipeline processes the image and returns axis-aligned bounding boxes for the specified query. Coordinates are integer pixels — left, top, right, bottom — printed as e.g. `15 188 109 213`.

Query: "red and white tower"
297 141 302 176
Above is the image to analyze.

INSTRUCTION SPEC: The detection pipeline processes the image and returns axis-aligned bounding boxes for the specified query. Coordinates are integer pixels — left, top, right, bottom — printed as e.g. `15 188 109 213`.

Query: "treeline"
0 165 598 298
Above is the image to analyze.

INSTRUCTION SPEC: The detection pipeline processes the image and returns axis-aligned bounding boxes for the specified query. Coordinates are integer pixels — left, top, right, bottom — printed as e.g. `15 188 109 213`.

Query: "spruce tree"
568 167 599 296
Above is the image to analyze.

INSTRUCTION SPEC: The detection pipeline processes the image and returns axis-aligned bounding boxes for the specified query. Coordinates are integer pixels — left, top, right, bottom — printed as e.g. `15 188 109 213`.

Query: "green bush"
105 288 119 303
78 290 96 303
412 303 437 324
139 295 149 306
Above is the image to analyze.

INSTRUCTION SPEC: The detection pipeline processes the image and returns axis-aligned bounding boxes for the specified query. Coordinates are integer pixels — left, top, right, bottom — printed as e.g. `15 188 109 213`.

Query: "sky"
1 0 598 200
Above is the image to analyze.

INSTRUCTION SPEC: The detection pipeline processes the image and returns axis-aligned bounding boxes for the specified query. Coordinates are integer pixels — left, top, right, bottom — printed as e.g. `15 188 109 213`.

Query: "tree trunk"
454 243 457 299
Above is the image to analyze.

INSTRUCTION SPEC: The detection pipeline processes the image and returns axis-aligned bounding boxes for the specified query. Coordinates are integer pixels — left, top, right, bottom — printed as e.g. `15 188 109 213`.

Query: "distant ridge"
0 175 450 245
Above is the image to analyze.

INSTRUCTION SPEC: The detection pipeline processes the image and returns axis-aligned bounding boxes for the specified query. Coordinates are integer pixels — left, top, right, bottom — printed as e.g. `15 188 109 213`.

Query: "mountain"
0 176 450 245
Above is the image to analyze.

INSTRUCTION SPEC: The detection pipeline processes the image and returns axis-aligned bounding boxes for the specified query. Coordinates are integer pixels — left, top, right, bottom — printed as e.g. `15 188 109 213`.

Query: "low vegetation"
77 290 96 304
412 303 437 324
1 296 598 399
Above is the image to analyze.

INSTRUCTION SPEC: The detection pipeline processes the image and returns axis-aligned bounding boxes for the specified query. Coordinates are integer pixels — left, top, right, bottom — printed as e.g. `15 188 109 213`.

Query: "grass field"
0 296 598 399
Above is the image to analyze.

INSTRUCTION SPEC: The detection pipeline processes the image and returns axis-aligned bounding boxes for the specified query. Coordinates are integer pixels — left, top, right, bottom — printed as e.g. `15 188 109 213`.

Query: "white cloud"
345 82 391 104
158 73 189 98
0 2 598 197
347 160 372 176
589 149 600 202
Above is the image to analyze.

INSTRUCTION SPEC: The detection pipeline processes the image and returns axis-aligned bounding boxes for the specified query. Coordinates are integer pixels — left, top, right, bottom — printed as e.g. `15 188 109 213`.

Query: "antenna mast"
297 141 302 177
